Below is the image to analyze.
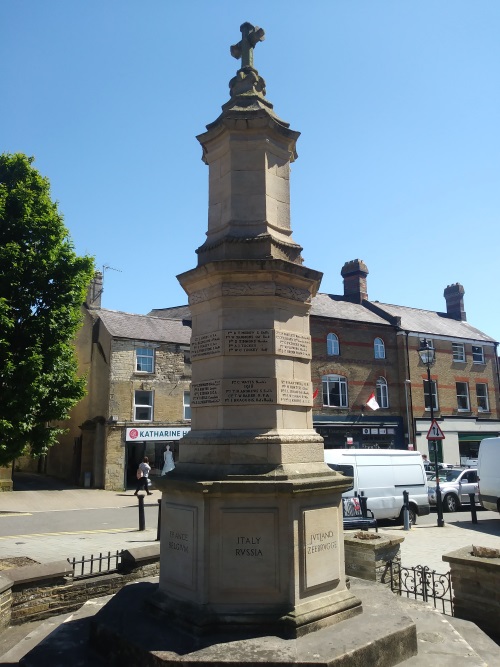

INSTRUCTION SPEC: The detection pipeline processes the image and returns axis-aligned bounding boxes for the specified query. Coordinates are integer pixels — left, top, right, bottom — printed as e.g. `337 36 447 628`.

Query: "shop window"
183 391 191 420
376 377 389 408
456 382 470 411
423 380 438 411
327 333 340 356
374 337 385 359
134 390 154 421
322 375 348 408
472 346 484 364
136 347 154 373
476 383 489 412
452 343 465 362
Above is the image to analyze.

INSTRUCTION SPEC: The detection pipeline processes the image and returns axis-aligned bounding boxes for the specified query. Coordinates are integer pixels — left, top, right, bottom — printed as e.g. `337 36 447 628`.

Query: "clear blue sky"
2 1 499 342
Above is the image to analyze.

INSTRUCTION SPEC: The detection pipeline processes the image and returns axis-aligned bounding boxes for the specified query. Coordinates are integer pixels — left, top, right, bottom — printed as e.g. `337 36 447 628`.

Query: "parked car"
428 468 479 512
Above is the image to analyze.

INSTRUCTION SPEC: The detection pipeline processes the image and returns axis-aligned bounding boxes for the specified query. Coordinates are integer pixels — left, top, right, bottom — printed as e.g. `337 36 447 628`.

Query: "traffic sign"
427 420 445 440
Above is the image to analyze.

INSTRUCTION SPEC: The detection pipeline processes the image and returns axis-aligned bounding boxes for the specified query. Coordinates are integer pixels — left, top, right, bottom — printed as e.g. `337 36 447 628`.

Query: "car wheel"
443 494 459 513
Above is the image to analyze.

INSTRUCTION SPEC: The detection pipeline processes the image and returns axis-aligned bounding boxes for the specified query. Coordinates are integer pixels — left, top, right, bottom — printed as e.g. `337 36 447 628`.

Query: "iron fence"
67 550 123 579
387 560 454 616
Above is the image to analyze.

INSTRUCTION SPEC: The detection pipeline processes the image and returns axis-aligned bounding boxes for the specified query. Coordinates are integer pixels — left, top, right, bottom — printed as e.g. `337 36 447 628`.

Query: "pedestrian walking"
134 456 152 495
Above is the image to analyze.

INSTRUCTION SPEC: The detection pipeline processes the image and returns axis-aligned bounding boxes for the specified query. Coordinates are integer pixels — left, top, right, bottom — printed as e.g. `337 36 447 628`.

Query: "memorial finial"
227 22 268 102
230 22 265 69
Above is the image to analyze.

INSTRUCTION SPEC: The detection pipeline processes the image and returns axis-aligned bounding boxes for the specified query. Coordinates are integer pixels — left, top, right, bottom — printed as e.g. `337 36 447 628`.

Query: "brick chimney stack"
86 271 103 309
443 283 466 321
341 259 369 303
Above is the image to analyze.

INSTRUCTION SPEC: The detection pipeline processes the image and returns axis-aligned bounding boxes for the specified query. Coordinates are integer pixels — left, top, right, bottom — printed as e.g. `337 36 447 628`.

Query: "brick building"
309 261 500 464
41 275 192 490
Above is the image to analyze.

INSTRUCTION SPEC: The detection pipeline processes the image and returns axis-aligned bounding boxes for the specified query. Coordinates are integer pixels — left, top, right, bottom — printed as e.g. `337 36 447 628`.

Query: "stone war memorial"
90 23 418 665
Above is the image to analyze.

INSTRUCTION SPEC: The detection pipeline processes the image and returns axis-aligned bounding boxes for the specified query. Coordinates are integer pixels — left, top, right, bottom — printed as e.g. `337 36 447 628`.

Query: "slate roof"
310 293 389 325
148 305 191 320
95 308 191 345
371 302 497 343
145 294 497 344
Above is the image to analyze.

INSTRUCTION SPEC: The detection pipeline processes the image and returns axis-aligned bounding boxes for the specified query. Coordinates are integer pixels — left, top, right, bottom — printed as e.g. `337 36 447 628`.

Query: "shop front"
314 416 404 451
125 426 191 486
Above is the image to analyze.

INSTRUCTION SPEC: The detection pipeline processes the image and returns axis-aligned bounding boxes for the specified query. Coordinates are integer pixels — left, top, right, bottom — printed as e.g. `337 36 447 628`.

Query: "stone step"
353 579 498 666
8 578 500 666
0 596 112 666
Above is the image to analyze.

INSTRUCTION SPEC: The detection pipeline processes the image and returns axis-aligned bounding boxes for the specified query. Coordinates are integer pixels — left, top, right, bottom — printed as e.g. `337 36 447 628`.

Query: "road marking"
0 513 32 518
0 528 139 540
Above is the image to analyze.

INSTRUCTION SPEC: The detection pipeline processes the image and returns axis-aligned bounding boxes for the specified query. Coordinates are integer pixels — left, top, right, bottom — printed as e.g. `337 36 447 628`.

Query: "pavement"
1 473 500 573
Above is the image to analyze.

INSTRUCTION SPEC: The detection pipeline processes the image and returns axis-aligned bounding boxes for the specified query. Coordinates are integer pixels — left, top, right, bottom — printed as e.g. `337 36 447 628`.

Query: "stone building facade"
43 278 192 491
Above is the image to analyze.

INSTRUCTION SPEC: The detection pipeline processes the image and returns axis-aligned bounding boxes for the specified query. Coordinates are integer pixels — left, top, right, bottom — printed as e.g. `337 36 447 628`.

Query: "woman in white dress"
161 444 175 475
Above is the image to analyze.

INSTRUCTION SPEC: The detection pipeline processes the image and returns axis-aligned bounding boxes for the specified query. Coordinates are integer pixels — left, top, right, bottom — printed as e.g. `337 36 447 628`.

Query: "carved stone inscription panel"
190 329 311 360
225 329 272 354
191 379 221 406
278 379 312 406
220 510 279 593
163 504 196 590
275 331 311 359
223 378 275 404
303 506 340 590
191 378 312 406
191 331 223 359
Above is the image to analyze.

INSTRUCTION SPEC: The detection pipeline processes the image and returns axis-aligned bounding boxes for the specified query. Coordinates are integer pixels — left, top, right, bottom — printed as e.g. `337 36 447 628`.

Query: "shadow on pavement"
12 472 80 492
446 517 500 537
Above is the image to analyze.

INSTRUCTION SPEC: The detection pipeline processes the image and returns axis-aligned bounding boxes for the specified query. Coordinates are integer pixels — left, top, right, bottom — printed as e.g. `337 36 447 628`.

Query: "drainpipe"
404 332 415 446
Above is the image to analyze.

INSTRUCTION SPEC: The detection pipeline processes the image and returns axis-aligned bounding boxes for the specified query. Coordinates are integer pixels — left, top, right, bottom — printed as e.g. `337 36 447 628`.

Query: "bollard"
403 490 410 531
359 491 368 518
138 494 145 531
469 493 478 524
156 498 162 541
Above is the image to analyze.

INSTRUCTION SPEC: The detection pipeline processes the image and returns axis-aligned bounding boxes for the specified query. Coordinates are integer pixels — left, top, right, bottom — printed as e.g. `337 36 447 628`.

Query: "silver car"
428 468 479 513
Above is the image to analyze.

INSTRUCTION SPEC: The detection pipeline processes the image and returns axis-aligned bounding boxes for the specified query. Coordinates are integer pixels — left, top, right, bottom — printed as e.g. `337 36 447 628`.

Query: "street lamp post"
419 339 445 527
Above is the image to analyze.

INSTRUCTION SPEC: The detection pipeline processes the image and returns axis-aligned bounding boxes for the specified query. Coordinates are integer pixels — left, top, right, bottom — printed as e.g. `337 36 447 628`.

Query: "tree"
0 153 94 465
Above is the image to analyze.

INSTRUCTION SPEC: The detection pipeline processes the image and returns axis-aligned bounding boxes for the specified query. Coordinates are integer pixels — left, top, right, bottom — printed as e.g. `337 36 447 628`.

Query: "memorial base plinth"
90 579 417 667
152 468 360 639
149 586 361 639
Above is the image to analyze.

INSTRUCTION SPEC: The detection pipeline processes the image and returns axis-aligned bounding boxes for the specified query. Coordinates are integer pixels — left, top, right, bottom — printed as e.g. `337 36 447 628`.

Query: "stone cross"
230 22 265 69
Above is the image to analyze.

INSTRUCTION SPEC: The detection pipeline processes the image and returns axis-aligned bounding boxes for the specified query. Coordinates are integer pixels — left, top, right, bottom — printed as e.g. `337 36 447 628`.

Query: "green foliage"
0 153 94 465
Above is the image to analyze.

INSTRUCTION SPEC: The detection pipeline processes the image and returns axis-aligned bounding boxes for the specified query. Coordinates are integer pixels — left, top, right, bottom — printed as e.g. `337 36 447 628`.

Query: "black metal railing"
67 550 123 579
387 560 454 616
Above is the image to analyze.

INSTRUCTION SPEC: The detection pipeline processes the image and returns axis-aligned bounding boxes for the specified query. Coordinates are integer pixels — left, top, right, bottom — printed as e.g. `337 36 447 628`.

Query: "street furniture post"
138 494 145 531
403 490 410 531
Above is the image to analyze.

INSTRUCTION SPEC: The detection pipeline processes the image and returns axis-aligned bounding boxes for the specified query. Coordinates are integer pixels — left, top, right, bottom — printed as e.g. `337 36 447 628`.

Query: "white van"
477 437 500 513
324 449 430 525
